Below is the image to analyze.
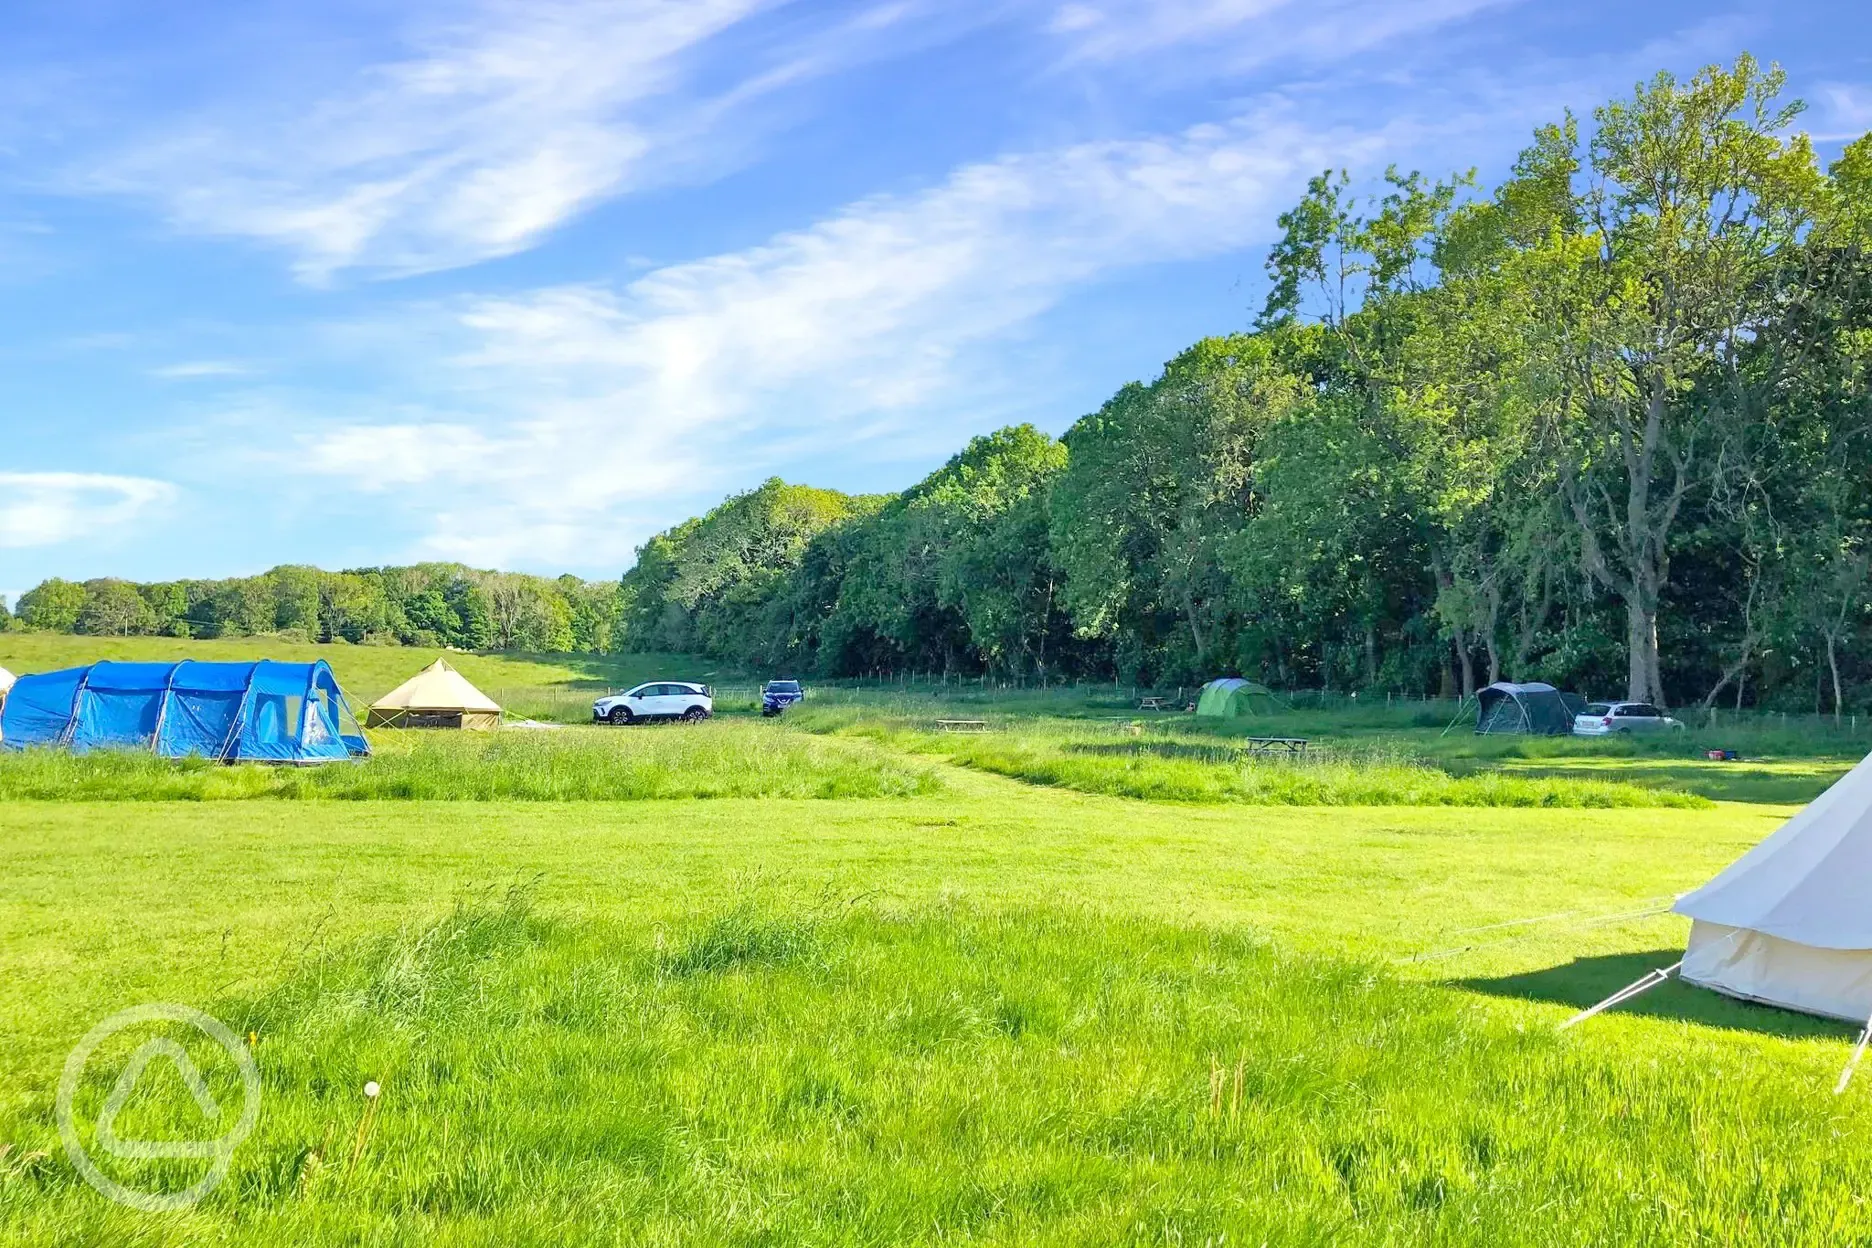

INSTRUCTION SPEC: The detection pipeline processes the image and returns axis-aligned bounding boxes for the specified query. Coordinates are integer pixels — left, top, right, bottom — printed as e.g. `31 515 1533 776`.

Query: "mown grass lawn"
2 752 1864 1244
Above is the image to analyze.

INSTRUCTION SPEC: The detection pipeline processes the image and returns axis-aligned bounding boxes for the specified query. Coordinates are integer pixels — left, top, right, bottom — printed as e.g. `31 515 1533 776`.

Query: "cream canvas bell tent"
367 659 502 730
0 666 14 719
1674 750 1872 1022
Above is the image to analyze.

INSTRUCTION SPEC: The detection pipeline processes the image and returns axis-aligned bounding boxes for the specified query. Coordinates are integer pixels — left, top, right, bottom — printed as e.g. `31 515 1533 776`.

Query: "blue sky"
1 0 1867 602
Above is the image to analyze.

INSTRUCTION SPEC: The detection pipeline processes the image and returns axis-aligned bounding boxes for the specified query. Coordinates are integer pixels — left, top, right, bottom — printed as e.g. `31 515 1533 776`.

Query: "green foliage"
9 564 619 653
619 478 872 663
616 432 1077 681
16 578 85 632
819 425 1072 678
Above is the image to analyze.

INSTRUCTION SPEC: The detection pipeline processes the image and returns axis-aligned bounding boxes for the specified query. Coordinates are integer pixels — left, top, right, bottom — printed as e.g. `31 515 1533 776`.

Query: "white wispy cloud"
77 0 864 281
1043 0 1517 69
151 360 251 379
0 472 177 548
278 101 1385 567
1813 83 1872 142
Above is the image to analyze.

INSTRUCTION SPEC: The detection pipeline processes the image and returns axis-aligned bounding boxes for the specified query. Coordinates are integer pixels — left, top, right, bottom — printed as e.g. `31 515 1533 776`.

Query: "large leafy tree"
17 579 87 632
617 479 868 659
1511 57 1825 704
919 426 1069 678
1051 336 1296 682
77 580 155 636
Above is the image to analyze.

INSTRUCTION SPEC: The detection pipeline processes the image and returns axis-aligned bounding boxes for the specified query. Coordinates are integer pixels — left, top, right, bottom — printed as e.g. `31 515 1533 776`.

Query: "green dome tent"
1474 681 1581 735
1195 678 1279 719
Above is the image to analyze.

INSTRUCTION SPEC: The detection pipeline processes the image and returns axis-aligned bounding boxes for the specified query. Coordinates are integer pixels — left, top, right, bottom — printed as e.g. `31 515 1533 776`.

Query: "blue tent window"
0 660 370 763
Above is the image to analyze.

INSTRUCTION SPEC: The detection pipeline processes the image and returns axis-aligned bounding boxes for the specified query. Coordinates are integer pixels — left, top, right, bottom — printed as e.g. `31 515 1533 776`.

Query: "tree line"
1 564 621 654
10 58 1871 711
617 58 1872 711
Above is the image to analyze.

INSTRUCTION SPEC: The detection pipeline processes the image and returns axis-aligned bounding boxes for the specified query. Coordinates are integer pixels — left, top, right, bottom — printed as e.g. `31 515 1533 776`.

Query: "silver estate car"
1572 701 1682 735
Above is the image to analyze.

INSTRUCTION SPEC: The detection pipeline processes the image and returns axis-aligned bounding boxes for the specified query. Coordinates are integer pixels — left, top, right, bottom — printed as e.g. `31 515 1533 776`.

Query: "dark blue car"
761 679 805 716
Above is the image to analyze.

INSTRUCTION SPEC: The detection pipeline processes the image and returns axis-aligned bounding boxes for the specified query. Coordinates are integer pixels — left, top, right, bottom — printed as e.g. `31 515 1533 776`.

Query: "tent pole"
217 662 260 763
1835 1006 1872 1095
149 663 182 755
1557 960 1682 1031
57 667 95 749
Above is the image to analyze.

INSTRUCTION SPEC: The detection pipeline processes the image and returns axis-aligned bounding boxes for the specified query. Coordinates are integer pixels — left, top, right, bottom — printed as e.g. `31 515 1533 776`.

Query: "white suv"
593 682 713 725
1573 701 1682 735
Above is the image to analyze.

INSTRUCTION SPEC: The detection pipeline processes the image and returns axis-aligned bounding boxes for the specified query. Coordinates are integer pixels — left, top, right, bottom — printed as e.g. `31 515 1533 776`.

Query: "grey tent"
1475 681 1579 735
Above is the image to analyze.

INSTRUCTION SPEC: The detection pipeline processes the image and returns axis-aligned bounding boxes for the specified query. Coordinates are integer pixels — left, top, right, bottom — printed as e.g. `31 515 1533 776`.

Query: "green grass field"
3 637 1870 1243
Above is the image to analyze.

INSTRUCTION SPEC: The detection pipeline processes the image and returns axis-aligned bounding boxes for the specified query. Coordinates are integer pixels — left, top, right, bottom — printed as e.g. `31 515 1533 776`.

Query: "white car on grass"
593 682 713 725
1572 701 1682 735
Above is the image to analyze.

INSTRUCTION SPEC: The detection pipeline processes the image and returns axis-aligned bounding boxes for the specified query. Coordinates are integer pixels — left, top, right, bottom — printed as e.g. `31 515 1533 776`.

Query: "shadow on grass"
1454 949 1856 1040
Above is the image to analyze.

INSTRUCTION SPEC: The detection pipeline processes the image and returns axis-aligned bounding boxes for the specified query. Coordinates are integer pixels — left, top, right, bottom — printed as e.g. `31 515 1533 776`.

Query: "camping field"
4 641 1872 1242
0 634 753 724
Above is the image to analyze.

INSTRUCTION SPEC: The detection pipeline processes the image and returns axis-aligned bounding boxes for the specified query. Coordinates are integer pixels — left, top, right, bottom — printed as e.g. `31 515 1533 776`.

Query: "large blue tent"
0 661 369 762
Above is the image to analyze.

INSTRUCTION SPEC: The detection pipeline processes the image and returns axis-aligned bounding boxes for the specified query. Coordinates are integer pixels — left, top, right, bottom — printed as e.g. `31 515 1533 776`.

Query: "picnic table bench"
1242 736 1308 755
935 719 990 733
1137 696 1170 711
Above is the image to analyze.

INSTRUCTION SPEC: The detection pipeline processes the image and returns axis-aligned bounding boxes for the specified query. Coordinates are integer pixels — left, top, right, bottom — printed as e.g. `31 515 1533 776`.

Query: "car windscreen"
769 682 801 692
1582 704 1611 716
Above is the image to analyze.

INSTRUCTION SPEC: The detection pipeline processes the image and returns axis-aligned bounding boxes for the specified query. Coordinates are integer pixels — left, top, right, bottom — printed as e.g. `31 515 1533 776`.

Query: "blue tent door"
69 662 176 753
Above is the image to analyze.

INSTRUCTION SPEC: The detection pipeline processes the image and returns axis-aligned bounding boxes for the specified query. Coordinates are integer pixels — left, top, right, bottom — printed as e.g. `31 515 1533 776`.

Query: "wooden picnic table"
1242 736 1308 755
935 719 990 733
1137 696 1170 711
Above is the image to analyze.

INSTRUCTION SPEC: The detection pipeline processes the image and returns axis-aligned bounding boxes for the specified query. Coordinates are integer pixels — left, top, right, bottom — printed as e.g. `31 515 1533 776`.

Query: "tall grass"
790 708 1708 807
0 724 942 801
9 894 1871 1243
950 739 1709 807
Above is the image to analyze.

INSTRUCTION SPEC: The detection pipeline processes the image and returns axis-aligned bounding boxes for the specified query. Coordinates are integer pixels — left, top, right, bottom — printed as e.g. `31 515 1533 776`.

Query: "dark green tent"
1475 682 1580 735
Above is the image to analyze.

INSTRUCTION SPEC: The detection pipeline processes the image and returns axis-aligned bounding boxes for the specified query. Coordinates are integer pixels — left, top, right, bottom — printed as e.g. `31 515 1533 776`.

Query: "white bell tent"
1672 750 1872 1023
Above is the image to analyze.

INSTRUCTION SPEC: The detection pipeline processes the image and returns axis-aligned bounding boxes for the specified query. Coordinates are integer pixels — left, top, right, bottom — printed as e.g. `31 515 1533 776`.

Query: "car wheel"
681 706 709 722
608 706 633 725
